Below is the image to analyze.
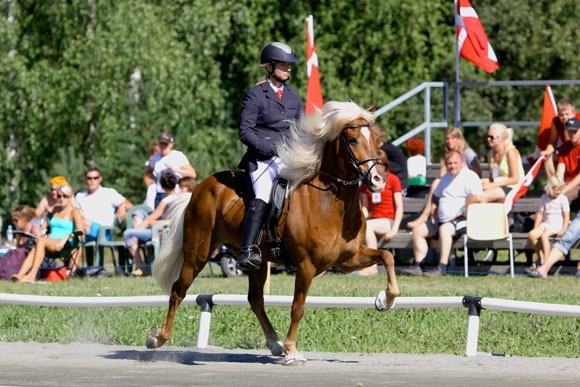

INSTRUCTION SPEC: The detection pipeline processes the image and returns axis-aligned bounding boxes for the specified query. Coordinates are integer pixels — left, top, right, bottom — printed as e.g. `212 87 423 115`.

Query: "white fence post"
463 295 483 357
196 295 213 349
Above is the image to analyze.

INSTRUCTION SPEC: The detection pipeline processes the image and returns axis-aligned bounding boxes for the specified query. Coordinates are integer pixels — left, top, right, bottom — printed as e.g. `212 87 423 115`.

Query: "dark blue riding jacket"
238 81 303 172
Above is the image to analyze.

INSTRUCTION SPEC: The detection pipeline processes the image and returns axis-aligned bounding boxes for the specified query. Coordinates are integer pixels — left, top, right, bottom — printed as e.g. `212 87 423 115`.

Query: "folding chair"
41 231 84 281
463 203 514 278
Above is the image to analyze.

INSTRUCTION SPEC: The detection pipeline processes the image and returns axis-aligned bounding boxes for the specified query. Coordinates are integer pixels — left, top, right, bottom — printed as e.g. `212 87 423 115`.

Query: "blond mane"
276 101 375 192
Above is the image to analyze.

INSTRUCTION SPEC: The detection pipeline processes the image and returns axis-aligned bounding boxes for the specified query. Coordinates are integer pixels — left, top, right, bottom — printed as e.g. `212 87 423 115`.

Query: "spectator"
553 118 580 210
541 99 580 175
357 156 403 276
145 131 197 208
407 127 481 229
476 123 524 203
401 150 483 276
404 137 427 186
143 143 160 210
123 171 178 277
11 184 84 282
75 167 133 266
178 176 197 193
528 175 570 268
0 206 41 280
373 125 409 193
35 175 69 217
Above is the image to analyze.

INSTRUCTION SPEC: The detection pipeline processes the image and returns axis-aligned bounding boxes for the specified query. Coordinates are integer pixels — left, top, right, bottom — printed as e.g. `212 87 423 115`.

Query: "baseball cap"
49 175 69 186
158 131 174 143
565 118 580 131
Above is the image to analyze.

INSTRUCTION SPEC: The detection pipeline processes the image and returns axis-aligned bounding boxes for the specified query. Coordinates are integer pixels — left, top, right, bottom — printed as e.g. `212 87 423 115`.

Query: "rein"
319 123 382 187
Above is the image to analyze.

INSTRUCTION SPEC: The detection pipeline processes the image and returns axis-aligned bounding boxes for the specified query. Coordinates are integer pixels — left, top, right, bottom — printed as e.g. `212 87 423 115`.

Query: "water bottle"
6 225 14 247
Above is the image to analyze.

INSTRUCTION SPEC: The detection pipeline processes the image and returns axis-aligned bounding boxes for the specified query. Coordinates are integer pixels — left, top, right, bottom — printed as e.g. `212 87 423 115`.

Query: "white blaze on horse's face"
362 126 385 193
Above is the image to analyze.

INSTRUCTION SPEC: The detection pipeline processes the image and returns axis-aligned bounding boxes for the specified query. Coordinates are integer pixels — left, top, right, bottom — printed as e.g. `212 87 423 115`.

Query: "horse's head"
339 118 386 192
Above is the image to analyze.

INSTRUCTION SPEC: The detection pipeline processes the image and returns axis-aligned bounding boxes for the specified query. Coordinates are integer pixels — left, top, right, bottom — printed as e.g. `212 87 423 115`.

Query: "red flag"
456 0 499 73
503 157 544 214
305 15 323 114
523 85 558 164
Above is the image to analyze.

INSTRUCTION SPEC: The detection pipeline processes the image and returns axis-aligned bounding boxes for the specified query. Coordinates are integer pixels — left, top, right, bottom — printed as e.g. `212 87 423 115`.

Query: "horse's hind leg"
246 266 284 356
146 233 211 349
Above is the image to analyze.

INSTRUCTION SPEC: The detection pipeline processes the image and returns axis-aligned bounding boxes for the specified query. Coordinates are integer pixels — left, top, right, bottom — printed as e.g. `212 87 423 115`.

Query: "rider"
236 42 304 270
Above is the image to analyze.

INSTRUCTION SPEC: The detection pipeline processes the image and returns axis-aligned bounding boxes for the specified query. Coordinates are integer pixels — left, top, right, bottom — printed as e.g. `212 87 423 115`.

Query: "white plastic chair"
463 203 514 278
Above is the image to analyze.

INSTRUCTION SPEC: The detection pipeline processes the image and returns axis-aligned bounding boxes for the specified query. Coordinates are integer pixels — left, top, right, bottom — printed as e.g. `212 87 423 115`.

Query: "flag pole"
454 0 460 127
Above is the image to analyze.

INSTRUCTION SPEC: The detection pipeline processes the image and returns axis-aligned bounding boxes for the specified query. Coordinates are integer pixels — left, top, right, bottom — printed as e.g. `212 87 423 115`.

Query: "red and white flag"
524 85 558 164
305 15 323 114
456 0 499 73
503 157 544 214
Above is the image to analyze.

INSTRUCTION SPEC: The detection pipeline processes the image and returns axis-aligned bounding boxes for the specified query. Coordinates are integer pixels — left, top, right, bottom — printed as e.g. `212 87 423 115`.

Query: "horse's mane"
276 101 376 192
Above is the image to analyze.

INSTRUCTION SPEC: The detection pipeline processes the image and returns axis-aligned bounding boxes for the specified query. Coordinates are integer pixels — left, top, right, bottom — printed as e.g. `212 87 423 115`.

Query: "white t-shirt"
75 186 126 226
434 167 483 223
149 150 190 193
407 155 426 176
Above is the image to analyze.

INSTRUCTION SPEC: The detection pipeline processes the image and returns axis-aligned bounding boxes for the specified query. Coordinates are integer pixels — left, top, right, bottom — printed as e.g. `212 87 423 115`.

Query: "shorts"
425 216 467 239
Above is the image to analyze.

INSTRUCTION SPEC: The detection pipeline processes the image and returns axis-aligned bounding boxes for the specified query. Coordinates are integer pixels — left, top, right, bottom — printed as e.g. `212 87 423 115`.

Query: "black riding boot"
237 199 269 270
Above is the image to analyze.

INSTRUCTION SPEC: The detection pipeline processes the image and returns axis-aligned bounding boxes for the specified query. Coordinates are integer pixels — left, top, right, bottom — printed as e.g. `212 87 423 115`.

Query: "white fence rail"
2 293 580 357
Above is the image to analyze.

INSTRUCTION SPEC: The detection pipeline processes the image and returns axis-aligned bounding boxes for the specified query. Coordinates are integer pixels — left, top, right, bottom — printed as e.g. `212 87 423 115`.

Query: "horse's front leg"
368 247 400 311
283 265 315 365
146 262 198 349
247 265 283 356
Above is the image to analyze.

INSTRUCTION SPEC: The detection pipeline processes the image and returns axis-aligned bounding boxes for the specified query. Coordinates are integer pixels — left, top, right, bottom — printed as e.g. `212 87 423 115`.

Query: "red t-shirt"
360 173 402 219
556 141 580 181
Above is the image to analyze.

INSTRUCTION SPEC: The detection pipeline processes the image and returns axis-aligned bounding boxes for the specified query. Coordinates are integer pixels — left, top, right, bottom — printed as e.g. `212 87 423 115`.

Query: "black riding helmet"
260 42 299 65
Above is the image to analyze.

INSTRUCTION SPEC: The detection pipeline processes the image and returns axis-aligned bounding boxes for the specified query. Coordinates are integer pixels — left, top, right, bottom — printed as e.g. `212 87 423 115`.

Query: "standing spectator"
476 123 525 203
553 118 580 210
123 171 178 277
357 156 403 276
12 185 84 282
527 175 570 268
540 99 580 175
75 167 133 266
401 150 483 276
35 175 69 217
408 127 481 228
235 42 303 271
145 131 197 208
143 143 160 210
404 137 427 186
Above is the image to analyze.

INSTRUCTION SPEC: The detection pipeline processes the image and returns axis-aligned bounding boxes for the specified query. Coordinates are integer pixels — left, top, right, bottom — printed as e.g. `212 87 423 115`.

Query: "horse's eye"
347 137 358 145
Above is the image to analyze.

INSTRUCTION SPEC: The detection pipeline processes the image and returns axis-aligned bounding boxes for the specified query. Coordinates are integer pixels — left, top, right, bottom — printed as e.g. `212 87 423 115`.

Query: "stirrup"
237 247 262 270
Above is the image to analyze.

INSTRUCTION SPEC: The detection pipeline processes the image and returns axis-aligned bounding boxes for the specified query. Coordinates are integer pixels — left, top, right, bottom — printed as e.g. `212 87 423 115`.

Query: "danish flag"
456 0 499 73
305 15 323 114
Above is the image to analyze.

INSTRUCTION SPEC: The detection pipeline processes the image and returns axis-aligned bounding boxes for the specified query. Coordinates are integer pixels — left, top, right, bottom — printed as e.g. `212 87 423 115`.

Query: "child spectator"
528 175 570 268
404 137 427 186
178 176 197 193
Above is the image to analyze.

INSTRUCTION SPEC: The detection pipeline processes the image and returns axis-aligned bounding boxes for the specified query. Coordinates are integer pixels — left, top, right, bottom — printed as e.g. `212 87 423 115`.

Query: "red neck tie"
276 89 283 100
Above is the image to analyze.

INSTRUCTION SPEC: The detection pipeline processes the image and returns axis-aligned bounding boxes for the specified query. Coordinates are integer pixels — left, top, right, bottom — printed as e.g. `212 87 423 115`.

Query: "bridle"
319 123 383 187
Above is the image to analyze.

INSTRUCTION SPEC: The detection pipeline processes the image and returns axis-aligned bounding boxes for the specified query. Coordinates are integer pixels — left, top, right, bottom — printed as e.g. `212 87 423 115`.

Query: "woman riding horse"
147 101 400 365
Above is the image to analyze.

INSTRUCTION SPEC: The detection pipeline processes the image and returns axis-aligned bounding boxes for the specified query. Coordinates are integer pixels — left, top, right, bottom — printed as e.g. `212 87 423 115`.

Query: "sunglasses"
85 176 100 180
487 135 500 140
57 194 70 199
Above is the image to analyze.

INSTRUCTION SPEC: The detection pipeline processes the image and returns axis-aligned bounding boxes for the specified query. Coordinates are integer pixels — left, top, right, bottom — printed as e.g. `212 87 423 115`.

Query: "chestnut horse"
146 101 400 365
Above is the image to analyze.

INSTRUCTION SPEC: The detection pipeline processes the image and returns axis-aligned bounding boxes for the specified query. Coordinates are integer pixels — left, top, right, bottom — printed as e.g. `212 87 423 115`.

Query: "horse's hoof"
283 353 307 366
267 340 284 356
375 290 396 312
145 328 161 349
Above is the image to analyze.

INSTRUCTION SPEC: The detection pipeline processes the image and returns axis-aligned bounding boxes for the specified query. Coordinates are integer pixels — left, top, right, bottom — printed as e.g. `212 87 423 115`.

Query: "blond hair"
544 175 565 197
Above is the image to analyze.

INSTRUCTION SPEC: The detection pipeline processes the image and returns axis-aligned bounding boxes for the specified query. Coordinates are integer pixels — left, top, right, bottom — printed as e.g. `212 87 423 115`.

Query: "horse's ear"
367 104 377 113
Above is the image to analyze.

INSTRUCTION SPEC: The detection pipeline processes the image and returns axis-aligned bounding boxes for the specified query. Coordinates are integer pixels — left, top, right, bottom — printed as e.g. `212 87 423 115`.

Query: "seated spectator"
0 206 41 280
11 184 84 282
404 137 427 186
540 99 580 174
123 171 178 277
401 150 483 276
373 126 408 195
408 127 481 229
145 131 197 208
528 175 570 268
357 156 403 276
75 167 133 265
35 175 69 217
476 123 524 203
554 118 580 210
178 176 197 193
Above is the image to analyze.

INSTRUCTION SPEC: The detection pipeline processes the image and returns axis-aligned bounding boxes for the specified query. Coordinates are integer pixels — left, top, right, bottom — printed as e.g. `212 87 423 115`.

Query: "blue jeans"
553 212 580 255
123 228 152 247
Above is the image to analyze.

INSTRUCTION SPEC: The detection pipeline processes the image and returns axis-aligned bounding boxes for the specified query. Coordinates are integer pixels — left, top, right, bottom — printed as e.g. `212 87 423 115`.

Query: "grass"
1 263 579 358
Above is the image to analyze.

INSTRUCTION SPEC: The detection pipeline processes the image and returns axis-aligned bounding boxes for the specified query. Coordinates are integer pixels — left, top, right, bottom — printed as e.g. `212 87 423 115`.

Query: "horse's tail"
152 193 192 294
